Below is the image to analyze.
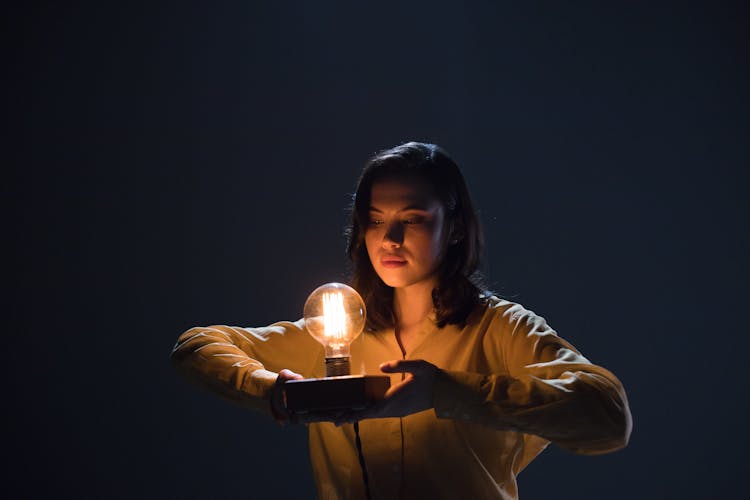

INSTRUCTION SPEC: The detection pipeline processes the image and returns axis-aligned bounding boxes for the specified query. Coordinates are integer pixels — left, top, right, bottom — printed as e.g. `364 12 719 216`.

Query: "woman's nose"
383 222 404 247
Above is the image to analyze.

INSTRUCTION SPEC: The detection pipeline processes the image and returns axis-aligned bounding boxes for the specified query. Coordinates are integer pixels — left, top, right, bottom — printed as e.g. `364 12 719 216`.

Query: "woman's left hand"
336 359 439 424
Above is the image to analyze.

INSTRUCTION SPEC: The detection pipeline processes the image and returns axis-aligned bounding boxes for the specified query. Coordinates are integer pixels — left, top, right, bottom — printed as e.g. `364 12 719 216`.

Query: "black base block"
284 375 391 413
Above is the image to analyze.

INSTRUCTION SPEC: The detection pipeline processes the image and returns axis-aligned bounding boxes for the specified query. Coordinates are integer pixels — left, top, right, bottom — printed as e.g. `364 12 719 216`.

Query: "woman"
171 142 632 499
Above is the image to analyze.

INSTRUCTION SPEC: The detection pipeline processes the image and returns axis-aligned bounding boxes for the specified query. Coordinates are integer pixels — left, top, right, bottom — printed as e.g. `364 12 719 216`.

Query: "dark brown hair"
346 142 486 331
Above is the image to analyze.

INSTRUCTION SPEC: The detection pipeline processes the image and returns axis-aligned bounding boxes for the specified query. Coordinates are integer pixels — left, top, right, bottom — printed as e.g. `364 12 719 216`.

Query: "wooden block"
284 375 391 413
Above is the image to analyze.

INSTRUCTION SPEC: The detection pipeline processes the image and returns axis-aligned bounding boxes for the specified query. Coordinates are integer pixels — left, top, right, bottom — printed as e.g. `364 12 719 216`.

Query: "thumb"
277 369 304 382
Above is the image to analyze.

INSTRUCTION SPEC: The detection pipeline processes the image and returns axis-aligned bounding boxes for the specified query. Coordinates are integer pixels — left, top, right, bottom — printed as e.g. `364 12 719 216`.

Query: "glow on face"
364 177 446 289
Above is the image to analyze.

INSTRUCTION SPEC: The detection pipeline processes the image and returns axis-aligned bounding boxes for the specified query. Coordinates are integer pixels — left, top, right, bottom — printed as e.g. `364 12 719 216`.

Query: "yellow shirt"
171 297 631 500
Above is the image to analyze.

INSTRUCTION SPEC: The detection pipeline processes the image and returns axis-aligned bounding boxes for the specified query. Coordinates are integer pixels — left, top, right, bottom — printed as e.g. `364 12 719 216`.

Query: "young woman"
171 142 632 499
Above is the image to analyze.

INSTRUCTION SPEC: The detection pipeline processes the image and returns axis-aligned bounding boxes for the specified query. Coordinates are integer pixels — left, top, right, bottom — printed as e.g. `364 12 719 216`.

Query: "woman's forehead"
369 177 440 211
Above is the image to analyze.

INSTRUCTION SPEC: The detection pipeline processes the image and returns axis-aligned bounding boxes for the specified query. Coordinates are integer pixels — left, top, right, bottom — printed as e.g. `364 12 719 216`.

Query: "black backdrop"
7 2 749 498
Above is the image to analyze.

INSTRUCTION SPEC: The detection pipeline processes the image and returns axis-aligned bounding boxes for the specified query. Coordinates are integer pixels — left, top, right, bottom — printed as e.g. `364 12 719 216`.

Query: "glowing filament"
323 292 346 342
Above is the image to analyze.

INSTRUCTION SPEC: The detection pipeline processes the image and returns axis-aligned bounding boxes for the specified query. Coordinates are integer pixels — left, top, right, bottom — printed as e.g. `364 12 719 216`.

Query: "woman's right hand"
271 370 349 425
271 369 304 425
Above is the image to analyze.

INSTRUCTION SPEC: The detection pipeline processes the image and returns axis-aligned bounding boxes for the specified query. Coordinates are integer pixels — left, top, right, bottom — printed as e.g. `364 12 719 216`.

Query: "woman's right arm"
170 321 324 420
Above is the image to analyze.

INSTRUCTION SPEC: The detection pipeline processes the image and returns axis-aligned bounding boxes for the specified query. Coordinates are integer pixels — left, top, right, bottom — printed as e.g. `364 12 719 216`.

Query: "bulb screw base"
325 357 351 377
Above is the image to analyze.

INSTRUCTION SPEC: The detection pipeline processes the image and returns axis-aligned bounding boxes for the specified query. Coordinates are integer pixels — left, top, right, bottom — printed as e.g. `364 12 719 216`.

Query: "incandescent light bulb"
303 282 366 377
285 282 388 414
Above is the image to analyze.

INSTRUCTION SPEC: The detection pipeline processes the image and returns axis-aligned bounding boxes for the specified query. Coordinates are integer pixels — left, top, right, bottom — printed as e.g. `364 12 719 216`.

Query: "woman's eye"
403 217 424 225
369 219 384 226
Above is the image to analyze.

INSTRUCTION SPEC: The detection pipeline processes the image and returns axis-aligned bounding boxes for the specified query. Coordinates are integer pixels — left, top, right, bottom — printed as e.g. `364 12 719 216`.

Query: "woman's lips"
381 257 407 268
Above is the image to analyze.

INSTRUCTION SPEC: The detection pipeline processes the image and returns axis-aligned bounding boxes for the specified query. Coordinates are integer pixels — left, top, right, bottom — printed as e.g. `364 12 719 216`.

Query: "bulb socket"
325 357 351 377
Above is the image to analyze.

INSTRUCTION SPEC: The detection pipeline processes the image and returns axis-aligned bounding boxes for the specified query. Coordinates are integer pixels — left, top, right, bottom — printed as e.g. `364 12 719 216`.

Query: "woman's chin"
378 273 426 290
380 278 403 288
377 273 407 289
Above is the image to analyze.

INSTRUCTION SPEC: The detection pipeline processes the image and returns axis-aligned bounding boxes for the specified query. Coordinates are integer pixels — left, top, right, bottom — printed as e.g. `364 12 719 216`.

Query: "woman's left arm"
340 303 631 455
431 303 632 455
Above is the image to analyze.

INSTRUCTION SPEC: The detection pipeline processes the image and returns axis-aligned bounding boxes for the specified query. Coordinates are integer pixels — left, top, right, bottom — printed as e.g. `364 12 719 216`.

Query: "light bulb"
303 282 366 377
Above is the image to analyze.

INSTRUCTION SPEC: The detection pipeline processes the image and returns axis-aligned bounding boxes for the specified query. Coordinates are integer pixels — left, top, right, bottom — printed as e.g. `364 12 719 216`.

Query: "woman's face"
364 176 446 290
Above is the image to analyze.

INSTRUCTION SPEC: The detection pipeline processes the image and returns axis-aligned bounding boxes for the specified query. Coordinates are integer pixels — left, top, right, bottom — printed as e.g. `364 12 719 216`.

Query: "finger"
334 412 355 426
272 370 305 425
304 410 346 424
335 401 381 425
351 399 387 421
380 359 428 374
271 385 292 425
384 378 412 398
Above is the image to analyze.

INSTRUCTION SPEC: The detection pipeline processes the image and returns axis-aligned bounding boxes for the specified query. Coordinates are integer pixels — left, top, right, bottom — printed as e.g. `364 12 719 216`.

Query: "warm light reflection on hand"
334 359 438 425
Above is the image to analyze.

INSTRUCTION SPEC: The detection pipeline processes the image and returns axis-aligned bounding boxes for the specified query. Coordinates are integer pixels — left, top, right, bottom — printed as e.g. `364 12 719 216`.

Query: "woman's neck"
393 280 436 330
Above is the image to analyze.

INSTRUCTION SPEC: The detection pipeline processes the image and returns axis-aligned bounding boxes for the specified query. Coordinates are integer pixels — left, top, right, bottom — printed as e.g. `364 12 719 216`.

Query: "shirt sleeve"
170 320 324 417
432 301 632 455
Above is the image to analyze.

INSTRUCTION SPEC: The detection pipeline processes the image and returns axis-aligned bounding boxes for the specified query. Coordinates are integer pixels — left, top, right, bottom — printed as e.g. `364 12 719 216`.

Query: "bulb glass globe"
303 282 366 360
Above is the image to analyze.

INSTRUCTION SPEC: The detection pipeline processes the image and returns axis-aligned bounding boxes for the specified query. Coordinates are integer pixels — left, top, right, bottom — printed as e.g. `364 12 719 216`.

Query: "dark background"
7 1 748 498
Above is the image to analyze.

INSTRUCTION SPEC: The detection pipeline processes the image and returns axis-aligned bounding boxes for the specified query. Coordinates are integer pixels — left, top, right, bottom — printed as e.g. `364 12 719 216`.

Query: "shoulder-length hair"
346 142 486 331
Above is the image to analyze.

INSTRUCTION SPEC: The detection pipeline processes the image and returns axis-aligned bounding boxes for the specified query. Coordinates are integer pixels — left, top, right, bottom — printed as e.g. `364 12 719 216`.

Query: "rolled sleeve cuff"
432 370 487 420
243 369 278 417
246 368 277 395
